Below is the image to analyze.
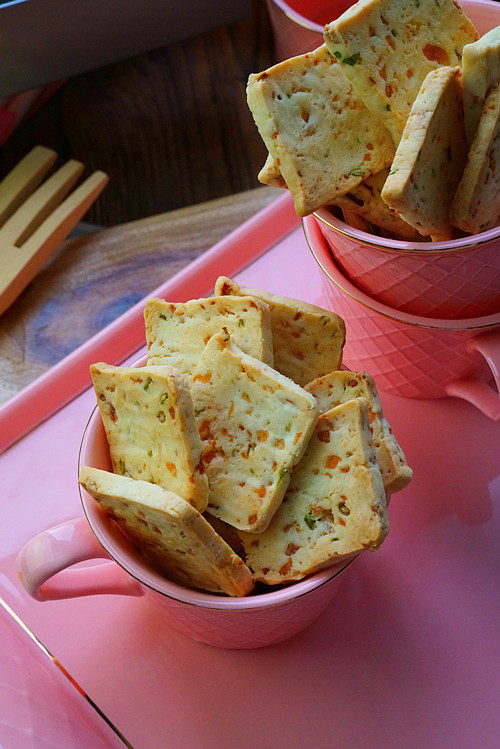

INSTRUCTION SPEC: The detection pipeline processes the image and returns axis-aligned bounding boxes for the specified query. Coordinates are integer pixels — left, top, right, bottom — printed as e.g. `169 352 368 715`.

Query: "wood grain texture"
0 1 274 227
0 186 280 405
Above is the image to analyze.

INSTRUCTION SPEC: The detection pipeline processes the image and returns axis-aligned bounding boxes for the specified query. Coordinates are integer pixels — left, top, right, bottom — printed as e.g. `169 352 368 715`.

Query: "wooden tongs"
0 145 108 315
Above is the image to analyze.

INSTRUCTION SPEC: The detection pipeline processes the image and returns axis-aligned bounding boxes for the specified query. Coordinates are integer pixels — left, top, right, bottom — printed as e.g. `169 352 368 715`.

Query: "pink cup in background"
265 0 352 59
16 357 357 650
314 208 500 320
267 0 500 320
304 216 500 420
312 0 500 320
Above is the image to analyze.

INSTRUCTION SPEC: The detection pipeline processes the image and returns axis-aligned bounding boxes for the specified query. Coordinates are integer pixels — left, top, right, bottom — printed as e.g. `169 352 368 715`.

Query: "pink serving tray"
0 194 498 748
0 599 130 748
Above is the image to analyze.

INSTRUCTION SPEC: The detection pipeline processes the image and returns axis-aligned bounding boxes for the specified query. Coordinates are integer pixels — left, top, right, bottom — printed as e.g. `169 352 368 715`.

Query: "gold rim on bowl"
304 218 500 331
313 207 500 256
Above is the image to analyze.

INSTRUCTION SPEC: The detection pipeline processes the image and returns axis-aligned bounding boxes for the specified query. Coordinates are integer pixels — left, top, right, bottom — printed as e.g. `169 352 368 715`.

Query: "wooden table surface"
0 0 285 407
0 186 279 406
0 1 274 227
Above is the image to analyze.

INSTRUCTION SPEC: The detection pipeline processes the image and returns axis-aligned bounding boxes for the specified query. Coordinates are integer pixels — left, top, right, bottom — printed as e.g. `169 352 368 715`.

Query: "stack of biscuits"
79 277 412 597
249 0 499 239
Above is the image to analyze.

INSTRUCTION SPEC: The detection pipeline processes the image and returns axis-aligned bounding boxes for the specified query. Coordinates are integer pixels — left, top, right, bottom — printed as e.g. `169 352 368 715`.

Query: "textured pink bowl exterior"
143 575 345 649
314 209 500 319
312 0 500 320
304 215 500 400
76 383 354 650
319 275 492 398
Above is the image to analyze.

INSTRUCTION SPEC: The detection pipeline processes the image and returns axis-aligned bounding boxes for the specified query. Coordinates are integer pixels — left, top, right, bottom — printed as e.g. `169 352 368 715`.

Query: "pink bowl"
16 357 357 650
314 208 500 320
313 0 500 320
265 0 351 60
304 215 500 420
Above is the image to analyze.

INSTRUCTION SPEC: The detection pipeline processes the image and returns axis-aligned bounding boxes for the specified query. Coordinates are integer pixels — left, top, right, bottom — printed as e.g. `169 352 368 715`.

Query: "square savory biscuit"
79 467 253 596
144 296 273 375
305 370 412 494
451 81 500 234
247 44 394 217
240 399 389 584
262 158 419 239
258 154 287 188
214 276 345 386
260 159 420 239
381 67 468 239
324 0 477 144
462 26 500 145
333 169 421 240
90 362 208 511
192 331 319 532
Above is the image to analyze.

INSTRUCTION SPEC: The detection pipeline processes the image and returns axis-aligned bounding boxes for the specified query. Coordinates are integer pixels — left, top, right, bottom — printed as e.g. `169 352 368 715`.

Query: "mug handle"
446 328 500 421
16 517 143 601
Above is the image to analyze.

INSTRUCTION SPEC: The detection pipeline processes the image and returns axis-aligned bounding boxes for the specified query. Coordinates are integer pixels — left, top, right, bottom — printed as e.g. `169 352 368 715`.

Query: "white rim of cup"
303 216 500 331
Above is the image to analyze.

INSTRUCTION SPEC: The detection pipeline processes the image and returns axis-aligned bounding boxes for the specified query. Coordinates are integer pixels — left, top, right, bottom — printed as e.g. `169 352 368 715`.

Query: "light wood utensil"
0 145 108 315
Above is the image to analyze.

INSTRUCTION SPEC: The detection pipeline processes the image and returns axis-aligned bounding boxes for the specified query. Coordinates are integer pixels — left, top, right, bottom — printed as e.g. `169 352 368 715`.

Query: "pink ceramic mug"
265 0 353 60
16 360 357 650
313 207 500 320
304 215 500 420
312 0 500 320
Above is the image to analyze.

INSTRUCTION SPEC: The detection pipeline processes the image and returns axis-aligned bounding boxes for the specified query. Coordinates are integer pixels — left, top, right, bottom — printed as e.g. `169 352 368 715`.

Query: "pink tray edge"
0 192 298 454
